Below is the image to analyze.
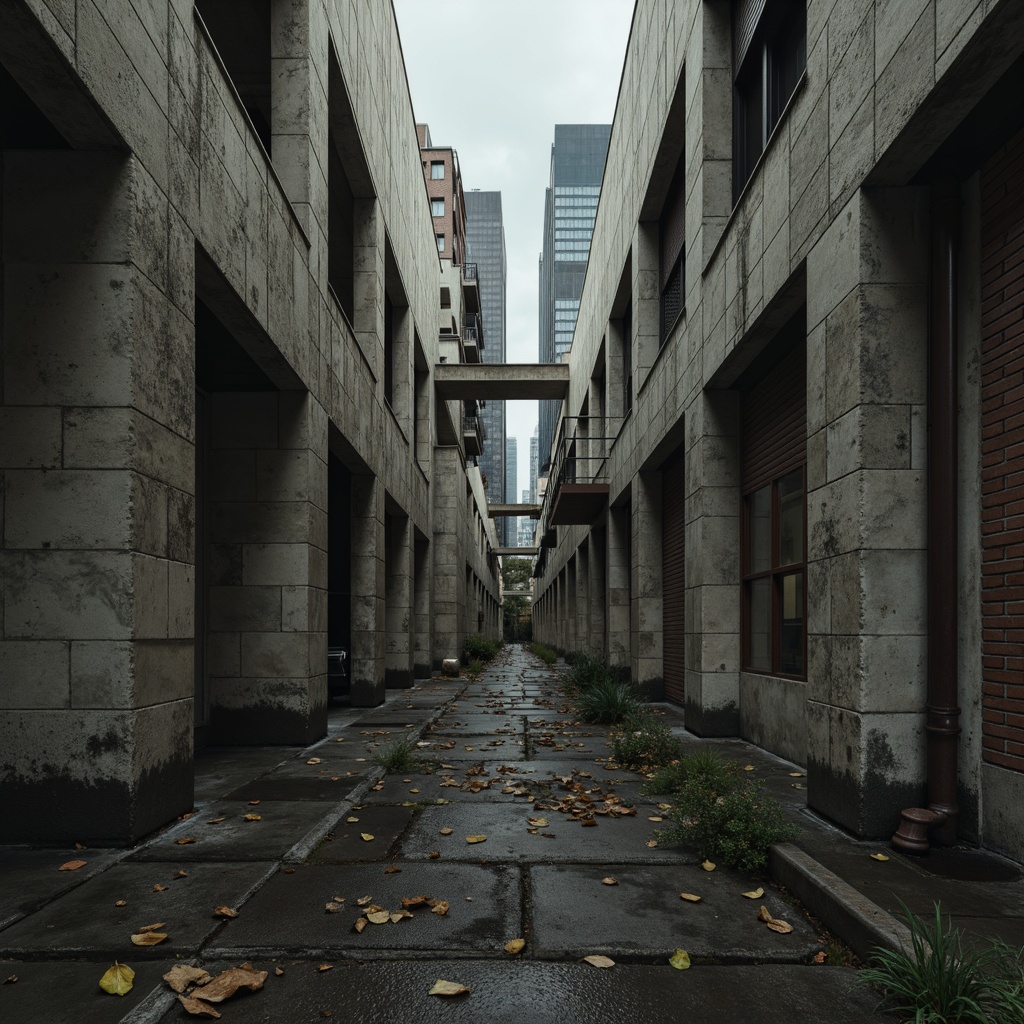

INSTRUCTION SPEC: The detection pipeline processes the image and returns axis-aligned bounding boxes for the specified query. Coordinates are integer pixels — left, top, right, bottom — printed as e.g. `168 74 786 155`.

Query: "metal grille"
733 0 768 77
662 448 687 706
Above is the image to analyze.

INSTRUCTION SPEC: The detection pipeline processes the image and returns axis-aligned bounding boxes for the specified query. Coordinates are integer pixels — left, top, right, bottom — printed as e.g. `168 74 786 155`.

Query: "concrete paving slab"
358 773 529 805
128 802 338 863
530 863 818 962
398 805 690 864
0 958 174 1024
223 776 362 802
207 862 521 956
0 862 274 957
0 847 121 930
427 720 524 737
306 806 416 864
153 961 888 1024
192 746 304 802
242 754 373 783
348 710 437 727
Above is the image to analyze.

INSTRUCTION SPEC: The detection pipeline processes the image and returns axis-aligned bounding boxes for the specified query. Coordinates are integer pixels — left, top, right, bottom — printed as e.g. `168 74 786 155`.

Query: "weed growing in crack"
611 708 685 770
373 740 421 774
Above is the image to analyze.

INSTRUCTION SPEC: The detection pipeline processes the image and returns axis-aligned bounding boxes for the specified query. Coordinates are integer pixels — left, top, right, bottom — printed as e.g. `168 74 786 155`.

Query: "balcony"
462 312 484 363
547 416 614 525
461 261 480 314
463 410 485 458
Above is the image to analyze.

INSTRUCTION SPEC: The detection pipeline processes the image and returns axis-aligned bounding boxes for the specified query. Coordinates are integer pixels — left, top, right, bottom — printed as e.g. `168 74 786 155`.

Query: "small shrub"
861 902 1024 1024
651 749 797 873
562 652 613 693
374 740 420 774
465 658 485 675
463 634 501 662
573 677 641 725
612 709 685 770
528 642 559 665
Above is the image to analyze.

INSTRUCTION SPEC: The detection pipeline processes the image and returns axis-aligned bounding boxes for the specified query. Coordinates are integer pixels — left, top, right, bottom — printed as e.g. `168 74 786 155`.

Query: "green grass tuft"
527 641 559 665
373 740 420 774
611 708 685 770
463 634 502 662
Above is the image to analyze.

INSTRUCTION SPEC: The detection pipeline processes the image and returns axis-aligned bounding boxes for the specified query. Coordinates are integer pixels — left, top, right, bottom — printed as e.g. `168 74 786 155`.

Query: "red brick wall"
980 125 1024 773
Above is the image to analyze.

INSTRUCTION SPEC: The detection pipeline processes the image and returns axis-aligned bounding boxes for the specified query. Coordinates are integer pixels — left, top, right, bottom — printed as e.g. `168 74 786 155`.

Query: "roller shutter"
662 447 687 705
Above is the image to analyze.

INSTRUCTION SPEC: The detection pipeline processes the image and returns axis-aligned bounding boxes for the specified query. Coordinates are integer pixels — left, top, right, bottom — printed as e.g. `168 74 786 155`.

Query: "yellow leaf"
466 835 487 844
601 877 618 886
275 967 285 976
367 911 390 924
430 900 450 916
318 964 334 972
583 955 615 968
153 884 169 892
870 853 890 862
243 814 261 822
346 816 359 823
429 979 470 997
742 887 765 900
353 918 367 933
361 833 375 842
99 962 135 996
648 816 663 822
137 922 166 933
59 860 87 872
504 938 525 954
701 859 716 872
131 931 168 946
213 906 238 919
439 828 454 836
743 764 755 771
668 949 691 970
175 837 197 845
679 892 702 902
789 772 804 777
307 758 321 765
114 900 127 907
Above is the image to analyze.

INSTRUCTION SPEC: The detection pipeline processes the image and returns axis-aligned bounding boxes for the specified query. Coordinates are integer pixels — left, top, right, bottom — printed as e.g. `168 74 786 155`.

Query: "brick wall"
980 125 1024 773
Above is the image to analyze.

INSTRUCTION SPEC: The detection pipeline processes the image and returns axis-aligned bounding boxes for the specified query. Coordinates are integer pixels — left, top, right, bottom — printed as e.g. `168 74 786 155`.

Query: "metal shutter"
734 0 768 77
741 344 806 492
662 447 687 705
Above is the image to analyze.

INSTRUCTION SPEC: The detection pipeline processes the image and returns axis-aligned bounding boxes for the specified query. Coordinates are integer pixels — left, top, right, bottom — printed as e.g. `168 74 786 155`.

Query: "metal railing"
462 262 478 282
549 416 617 491
462 313 484 349
463 412 486 443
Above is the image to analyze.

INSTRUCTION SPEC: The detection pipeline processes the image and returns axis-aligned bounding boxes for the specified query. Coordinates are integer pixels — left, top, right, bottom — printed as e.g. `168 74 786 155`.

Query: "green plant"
528 641 559 665
611 709 685 770
465 658 485 675
373 740 420 774
651 749 797 873
463 634 501 662
572 677 641 725
860 902 1024 1024
561 652 613 693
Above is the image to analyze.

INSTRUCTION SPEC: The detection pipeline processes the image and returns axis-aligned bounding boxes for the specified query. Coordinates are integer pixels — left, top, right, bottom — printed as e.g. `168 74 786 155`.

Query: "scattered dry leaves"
367 911 391 925
153 884 169 893
307 758 322 765
429 900 449 916
360 833 375 842
99 962 135 996
177 994 221 1018
130 931 168 946
757 905 794 934
163 965 212 993
213 906 238 919
59 860 87 872
741 887 765 900
243 814 262 822
429 979 470 997
114 900 127 907
317 964 334 972
583 955 615 969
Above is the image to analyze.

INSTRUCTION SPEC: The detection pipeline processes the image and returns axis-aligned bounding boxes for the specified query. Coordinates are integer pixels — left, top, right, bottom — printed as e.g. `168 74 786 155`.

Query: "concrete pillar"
385 511 413 688
566 558 577 653
350 473 385 705
0 152 193 843
432 447 462 666
588 526 607 655
607 504 631 673
632 472 664 698
576 542 590 652
353 197 384 383
413 535 431 679
805 187 929 837
634 221 660 386
686 390 741 735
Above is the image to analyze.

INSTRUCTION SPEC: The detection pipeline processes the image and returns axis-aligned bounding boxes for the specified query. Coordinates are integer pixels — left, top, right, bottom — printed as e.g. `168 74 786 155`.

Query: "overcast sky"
392 0 635 500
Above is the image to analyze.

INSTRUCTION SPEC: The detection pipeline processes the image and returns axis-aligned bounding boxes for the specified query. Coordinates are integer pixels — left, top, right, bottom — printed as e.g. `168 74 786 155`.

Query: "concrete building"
533 0 1024 862
465 190 507 521
0 0 500 844
529 426 539 504
505 436 518 547
537 124 611 475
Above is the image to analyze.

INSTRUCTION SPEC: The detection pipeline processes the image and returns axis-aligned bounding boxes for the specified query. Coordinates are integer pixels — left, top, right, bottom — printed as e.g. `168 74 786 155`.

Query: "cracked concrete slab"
306 806 417 864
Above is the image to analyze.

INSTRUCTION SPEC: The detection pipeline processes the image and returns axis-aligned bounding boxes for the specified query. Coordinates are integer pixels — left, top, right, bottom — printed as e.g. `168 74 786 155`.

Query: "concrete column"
686 390 742 735
805 187 929 837
353 197 384 382
633 221 660 387
576 542 590 652
566 558 577 653
0 152 193 843
432 446 462 666
385 511 413 688
607 504 631 673
413 535 431 679
632 472 664 698
206 391 328 745
350 473 385 705
588 526 607 655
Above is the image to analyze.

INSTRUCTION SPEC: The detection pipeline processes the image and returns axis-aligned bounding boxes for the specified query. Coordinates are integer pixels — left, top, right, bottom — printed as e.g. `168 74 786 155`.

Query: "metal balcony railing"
545 416 617 526
462 262 478 282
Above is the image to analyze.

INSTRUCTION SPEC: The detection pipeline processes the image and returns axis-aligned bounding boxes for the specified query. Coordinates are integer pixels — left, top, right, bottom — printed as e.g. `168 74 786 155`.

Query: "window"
660 149 686 344
733 0 806 201
436 234 445 252
430 161 444 179
431 197 444 217
742 468 805 675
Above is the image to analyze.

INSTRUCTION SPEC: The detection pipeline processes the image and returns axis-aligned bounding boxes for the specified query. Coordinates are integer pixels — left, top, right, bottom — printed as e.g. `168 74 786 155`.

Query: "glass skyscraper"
538 124 611 473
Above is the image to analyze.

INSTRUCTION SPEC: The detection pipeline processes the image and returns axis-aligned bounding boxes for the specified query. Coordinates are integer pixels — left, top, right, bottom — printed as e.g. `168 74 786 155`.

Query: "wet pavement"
2 644 1020 1022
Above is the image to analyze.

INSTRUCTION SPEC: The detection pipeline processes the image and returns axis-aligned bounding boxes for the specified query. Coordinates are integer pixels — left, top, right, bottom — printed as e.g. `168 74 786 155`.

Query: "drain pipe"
893 177 962 855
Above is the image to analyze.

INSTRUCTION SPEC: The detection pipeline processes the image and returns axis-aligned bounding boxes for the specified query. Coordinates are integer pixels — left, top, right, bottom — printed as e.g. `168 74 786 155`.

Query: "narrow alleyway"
0 646 894 1023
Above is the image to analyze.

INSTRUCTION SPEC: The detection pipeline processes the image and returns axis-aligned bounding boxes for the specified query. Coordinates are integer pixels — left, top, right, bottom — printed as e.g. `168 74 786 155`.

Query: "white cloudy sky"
392 0 635 499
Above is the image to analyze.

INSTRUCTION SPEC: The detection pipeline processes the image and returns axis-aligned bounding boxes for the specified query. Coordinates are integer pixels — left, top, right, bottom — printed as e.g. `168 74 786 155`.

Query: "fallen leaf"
789 772 804 778
207 818 226 825
527 817 548 827
743 764 755 772
175 837 197 845
361 833 375 842
646 840 659 848
648 816 663 822
213 906 238 919
131 931 168 946
409 788 420 794
153 884 169 892
283 868 295 874
581 818 597 827
325 902 344 913
384 866 402 874
583 955 615 969
680 893 702 903
243 814 262 822
813 951 827 964
275 968 285 976
75 842 87 850
757 905 794 934
870 853 890 862
175 870 188 878
99 962 135 996
307 758 322 765
317 964 334 972
248 800 261 805
505 938 526 954
353 918 367 933
429 900 450 916
163 965 212 993
3 975 17 985
466 835 487 844
601 877 618 886
401 895 428 908
669 949 691 970
356 895 373 906
320 1012 334 1018
115 900 127 907
428 851 441 860
346 817 360 823
701 859 716 872
367 911 391 924
742 887 765 900
59 860 87 871
439 828 454 836
177 994 221 1018
137 922 166 933
429 979 470 997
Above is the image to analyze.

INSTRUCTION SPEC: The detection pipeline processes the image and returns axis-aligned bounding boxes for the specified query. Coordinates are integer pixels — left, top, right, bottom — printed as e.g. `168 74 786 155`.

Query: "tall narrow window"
659 150 686 344
431 197 444 217
740 335 806 678
733 0 806 201
436 234 445 252
383 291 395 409
621 299 633 415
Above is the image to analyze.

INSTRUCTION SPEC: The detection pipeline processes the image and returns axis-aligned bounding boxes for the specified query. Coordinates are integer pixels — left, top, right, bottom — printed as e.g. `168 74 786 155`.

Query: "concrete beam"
488 504 542 519
435 363 569 400
496 547 539 556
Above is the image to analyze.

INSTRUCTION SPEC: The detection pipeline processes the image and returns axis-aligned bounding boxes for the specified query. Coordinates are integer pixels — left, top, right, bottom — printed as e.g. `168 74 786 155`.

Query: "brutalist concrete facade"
533 0 1024 861
0 0 499 844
